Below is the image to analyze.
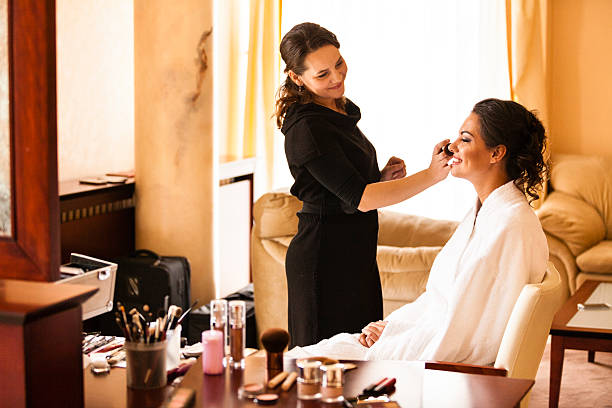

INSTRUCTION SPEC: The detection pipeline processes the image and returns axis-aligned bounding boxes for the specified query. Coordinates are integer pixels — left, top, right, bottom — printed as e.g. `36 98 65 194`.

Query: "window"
276 0 510 220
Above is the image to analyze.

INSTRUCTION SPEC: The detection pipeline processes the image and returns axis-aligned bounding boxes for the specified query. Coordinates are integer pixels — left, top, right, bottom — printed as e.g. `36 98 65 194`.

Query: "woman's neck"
473 172 511 208
314 96 345 115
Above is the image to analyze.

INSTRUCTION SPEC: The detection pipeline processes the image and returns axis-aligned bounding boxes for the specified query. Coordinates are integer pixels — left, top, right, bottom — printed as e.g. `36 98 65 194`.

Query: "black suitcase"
112 249 191 316
85 249 192 336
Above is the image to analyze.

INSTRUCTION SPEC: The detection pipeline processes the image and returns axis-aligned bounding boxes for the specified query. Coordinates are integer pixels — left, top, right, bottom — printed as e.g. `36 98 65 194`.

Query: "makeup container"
254 393 279 405
229 300 246 369
320 363 345 403
201 330 224 375
296 360 322 400
125 340 167 389
238 383 265 400
210 299 228 358
165 324 182 370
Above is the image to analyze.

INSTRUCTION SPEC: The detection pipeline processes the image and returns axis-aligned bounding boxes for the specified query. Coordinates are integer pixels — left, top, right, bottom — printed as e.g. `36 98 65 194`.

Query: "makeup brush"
260 328 290 378
443 142 453 156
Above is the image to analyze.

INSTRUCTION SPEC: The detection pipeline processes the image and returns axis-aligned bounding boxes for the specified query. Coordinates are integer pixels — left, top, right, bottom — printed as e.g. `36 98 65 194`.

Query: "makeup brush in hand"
260 328 290 378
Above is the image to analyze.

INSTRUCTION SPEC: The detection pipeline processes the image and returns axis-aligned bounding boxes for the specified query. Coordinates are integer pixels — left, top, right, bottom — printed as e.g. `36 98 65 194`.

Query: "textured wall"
550 0 612 157
134 0 215 304
56 0 134 181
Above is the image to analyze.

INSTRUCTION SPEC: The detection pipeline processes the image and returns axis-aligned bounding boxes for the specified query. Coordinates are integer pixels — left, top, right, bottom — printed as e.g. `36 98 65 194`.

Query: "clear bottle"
209 299 228 359
228 300 246 369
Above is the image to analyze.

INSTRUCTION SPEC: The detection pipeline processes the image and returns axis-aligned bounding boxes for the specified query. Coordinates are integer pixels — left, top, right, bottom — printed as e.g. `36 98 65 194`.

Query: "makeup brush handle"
267 371 289 388
281 372 298 391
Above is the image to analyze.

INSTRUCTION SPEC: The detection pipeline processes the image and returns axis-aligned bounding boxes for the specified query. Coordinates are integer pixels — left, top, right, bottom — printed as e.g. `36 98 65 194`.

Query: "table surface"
551 280 612 338
174 356 533 408
85 356 533 407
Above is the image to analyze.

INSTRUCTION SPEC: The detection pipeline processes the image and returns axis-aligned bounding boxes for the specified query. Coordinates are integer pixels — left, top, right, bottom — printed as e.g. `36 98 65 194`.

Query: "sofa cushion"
377 245 441 303
537 191 606 256
378 210 458 247
550 154 612 239
576 241 612 274
253 192 302 239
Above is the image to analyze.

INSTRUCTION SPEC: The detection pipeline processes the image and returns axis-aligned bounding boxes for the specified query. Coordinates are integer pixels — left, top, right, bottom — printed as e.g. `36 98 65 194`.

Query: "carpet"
528 339 612 407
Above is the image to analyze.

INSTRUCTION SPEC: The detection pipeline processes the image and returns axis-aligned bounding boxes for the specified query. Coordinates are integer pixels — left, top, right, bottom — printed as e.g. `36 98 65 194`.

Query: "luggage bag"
113 249 191 314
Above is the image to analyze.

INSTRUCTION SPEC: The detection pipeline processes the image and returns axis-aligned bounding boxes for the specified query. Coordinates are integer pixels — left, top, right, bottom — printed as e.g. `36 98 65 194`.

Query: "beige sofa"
536 154 612 300
251 191 458 341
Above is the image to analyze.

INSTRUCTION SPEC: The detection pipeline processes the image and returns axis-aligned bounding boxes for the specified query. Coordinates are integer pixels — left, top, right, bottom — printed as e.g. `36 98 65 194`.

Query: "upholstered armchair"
536 154 612 300
426 262 563 408
251 191 458 341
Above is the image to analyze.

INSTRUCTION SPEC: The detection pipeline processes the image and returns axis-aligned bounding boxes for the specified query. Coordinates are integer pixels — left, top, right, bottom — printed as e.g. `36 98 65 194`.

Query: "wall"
550 0 612 157
134 0 215 304
56 0 134 181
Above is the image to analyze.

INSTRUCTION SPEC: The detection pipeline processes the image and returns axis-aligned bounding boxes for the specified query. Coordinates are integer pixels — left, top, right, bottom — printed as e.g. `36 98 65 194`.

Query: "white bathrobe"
287 181 548 365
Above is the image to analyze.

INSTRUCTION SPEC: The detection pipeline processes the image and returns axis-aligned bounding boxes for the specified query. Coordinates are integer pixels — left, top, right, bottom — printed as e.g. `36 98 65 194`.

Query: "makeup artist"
275 22 451 347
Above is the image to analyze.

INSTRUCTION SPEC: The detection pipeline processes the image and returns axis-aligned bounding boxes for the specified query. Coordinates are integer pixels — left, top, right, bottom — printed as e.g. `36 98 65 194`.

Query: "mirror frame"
0 0 59 281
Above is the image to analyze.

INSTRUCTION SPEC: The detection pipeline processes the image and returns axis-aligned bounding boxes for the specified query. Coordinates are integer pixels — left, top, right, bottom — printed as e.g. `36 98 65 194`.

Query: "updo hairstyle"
472 98 550 203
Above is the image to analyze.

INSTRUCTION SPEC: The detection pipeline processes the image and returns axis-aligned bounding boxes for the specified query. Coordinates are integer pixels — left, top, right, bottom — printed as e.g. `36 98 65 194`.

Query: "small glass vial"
320 363 345 403
228 300 246 369
296 360 322 400
210 299 228 357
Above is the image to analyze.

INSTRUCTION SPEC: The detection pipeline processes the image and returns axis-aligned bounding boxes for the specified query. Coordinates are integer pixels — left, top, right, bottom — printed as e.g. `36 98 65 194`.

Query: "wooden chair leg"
550 335 564 408
588 350 595 362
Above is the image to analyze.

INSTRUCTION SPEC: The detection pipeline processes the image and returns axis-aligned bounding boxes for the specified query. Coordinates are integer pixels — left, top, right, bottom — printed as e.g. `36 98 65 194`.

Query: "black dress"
282 99 383 347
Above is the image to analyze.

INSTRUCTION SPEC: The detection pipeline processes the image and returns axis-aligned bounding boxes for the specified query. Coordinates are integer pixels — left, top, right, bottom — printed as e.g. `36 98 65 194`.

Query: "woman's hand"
428 139 452 182
358 320 388 348
380 156 406 182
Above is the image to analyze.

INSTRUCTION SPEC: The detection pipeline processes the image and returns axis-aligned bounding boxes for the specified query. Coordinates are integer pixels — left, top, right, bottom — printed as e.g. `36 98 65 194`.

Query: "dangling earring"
298 85 304 93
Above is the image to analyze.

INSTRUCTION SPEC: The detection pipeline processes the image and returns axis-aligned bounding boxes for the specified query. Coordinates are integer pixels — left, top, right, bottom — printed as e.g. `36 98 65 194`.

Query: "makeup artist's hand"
380 156 406 182
358 320 388 348
428 139 451 182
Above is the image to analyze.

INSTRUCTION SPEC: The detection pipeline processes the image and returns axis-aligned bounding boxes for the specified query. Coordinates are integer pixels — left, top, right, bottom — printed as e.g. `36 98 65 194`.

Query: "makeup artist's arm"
357 140 450 212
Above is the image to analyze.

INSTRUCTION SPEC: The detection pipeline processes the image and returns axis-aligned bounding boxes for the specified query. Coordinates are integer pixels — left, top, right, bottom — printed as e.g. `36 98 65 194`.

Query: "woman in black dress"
275 22 451 347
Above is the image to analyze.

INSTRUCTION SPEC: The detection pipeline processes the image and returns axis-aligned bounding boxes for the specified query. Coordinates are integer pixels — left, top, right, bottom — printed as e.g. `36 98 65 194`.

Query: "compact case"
56 253 117 320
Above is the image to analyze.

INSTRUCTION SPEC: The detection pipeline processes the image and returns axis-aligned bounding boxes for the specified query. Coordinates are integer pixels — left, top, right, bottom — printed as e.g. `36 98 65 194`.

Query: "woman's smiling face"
293 44 347 104
448 112 497 181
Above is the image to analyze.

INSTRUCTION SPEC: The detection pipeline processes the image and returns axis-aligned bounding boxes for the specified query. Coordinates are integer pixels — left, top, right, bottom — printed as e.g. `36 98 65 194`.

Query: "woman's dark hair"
274 22 343 128
472 98 549 203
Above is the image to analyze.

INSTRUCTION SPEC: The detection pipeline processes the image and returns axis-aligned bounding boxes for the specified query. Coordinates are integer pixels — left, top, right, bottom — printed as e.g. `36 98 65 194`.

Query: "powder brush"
260 328 290 377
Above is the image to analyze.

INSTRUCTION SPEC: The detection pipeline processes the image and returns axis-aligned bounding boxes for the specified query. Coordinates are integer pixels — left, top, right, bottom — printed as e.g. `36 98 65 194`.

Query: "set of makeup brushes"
114 301 197 343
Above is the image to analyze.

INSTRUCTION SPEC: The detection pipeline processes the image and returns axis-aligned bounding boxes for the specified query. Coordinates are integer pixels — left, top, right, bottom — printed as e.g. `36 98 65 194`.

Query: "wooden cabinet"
0 279 96 407
59 179 135 264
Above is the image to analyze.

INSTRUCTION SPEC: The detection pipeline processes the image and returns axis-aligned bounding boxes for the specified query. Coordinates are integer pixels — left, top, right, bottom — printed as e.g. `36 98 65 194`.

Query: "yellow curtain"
506 0 550 206
506 0 549 124
242 0 282 192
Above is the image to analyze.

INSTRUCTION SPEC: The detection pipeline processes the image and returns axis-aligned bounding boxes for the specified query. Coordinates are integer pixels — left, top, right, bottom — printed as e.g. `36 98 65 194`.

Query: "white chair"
426 262 564 407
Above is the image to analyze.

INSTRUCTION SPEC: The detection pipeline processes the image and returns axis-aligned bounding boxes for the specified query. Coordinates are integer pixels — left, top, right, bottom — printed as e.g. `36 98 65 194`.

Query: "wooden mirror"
0 0 59 281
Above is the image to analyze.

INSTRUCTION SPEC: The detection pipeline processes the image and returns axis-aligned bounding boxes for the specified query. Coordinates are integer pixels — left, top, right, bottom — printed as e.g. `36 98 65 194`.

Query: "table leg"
588 350 595 362
549 335 565 408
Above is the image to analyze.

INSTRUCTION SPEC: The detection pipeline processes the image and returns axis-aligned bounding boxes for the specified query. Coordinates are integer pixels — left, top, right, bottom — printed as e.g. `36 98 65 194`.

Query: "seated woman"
288 98 549 365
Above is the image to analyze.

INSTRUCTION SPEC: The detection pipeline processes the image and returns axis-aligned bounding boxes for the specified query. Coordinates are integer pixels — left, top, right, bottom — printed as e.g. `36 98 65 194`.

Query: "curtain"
215 0 281 197
506 0 550 125
242 0 282 196
506 0 550 206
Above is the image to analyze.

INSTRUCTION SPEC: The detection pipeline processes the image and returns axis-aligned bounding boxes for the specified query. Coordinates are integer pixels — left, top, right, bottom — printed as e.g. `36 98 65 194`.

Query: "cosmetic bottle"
296 360 322 400
320 363 345 403
210 299 228 358
201 330 224 375
228 300 246 369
